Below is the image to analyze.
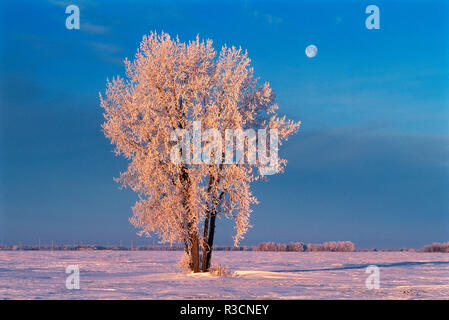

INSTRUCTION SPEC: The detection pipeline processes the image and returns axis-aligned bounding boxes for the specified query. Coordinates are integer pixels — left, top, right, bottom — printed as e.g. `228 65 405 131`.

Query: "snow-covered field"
0 251 448 299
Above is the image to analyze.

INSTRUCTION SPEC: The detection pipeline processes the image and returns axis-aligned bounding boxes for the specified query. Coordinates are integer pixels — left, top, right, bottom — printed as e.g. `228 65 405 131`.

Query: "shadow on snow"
271 261 449 273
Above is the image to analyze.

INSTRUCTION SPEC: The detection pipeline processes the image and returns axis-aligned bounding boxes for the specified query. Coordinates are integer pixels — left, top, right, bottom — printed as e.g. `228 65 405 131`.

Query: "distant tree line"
422 242 449 253
2 241 447 252
255 241 355 252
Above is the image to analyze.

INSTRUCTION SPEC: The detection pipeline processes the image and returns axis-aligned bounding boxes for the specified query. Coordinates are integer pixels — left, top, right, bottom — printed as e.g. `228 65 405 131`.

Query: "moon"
305 44 318 58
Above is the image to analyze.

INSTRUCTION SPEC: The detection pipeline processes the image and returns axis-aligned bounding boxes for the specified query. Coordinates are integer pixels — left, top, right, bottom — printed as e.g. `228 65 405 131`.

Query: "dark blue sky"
1 0 448 248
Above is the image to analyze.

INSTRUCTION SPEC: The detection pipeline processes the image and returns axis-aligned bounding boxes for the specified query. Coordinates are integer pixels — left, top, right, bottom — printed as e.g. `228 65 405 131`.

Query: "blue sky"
0 0 448 248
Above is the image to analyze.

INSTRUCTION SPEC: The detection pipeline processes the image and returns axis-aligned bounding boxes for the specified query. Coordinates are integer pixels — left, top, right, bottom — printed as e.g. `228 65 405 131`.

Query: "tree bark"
203 211 216 271
201 212 210 272
190 233 200 273
179 161 201 273
204 191 224 271
201 174 215 272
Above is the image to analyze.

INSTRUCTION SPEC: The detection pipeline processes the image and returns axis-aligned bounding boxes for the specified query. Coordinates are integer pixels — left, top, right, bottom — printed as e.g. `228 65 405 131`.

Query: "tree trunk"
203 212 216 271
179 161 201 272
201 212 210 272
201 174 215 272
190 233 201 273
203 190 224 271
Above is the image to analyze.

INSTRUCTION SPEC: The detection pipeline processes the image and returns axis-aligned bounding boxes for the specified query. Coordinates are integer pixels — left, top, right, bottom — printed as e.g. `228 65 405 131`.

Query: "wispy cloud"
87 42 121 54
242 1 283 25
86 41 123 66
82 22 109 35
253 10 283 25
48 0 74 8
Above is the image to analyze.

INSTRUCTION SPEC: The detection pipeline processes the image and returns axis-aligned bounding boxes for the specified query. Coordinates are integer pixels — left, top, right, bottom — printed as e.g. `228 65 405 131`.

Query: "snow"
0 251 448 299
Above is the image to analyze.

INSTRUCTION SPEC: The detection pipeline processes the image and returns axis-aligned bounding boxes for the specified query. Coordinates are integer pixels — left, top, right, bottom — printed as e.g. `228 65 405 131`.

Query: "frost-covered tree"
101 32 300 272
